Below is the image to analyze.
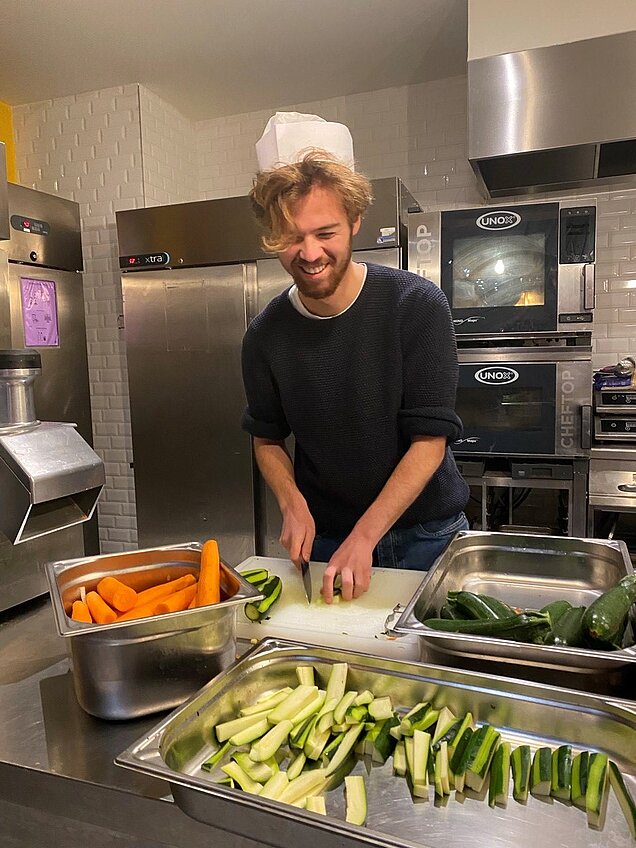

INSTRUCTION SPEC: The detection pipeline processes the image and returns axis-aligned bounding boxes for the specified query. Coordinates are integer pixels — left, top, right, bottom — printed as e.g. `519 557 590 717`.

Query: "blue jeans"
311 512 469 573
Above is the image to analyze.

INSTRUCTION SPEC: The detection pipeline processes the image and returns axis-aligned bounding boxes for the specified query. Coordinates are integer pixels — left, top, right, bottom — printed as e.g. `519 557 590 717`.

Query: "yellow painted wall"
0 101 17 182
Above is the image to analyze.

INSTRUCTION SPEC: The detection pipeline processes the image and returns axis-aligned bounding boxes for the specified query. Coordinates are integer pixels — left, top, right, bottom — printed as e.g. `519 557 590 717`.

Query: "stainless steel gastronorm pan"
393 531 636 696
44 542 262 720
116 638 636 848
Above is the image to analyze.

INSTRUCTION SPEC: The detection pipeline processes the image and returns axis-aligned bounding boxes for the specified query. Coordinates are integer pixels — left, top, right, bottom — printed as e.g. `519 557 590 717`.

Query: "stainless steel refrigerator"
0 180 98 611
116 178 419 564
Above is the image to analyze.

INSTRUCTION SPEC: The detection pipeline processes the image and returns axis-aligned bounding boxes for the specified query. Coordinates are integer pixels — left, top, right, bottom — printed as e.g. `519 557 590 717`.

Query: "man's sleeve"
398 284 463 442
241 327 291 440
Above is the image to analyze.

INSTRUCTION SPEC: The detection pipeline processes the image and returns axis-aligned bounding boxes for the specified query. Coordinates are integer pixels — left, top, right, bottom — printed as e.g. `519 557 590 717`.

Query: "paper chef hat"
255 111 355 171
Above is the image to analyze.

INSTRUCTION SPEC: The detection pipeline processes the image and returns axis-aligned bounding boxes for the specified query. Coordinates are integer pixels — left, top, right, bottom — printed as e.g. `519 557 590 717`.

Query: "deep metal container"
116 638 636 848
44 542 262 720
392 531 636 695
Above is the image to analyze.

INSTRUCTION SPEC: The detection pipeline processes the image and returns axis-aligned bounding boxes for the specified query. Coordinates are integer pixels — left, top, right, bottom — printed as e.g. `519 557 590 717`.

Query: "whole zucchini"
583 574 636 647
422 613 550 642
540 599 573 628
544 605 587 647
446 591 499 620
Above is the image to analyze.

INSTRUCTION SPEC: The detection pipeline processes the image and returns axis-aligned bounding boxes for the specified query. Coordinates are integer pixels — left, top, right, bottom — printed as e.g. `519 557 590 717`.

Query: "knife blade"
300 557 312 603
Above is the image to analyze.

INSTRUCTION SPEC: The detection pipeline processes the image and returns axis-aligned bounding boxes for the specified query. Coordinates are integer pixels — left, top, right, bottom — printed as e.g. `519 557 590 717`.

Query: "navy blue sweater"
241 263 469 535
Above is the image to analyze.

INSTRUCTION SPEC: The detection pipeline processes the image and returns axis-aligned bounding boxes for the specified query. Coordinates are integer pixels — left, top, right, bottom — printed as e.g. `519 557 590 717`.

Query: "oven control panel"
560 207 595 264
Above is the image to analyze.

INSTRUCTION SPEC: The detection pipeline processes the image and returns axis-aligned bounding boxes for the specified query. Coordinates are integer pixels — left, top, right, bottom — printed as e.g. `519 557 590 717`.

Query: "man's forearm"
253 437 303 511
351 435 446 547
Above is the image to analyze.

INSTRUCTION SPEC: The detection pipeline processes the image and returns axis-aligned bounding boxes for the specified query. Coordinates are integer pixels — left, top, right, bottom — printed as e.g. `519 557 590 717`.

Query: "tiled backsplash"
12 77 636 550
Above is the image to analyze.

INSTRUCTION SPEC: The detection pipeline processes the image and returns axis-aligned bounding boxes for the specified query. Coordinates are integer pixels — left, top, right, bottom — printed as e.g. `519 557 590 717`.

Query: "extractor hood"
468 31 636 198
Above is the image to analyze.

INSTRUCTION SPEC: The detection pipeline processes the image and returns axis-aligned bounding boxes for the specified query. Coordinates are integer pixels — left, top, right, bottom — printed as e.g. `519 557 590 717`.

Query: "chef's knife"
300 557 312 603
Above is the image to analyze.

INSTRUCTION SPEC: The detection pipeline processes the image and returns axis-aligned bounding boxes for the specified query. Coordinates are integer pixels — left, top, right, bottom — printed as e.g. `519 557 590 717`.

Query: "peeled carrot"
85 591 117 624
195 539 221 607
96 576 137 612
71 600 93 623
134 573 196 608
154 582 198 615
117 598 165 622
187 594 197 609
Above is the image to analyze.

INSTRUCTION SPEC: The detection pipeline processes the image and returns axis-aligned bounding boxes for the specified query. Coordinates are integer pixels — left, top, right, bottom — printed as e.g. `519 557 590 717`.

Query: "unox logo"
474 367 519 385
476 210 521 230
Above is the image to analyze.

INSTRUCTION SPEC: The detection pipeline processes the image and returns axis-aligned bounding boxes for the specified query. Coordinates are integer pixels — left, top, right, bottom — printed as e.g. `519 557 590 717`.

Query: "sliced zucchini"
293 689 326 727
393 739 407 777
229 718 270 747
279 769 328 805
345 775 367 826
412 729 431 790
608 760 636 840
286 750 307 781
372 716 400 763
241 688 293 716
447 712 473 759
267 685 318 724
221 760 262 794
296 665 315 686
551 745 572 802
531 747 553 797
317 710 335 734
305 795 327 815
489 741 511 808
346 705 369 725
511 744 531 803
398 701 431 736
334 691 358 725
215 709 271 743
249 719 293 762
201 740 231 772
353 690 374 706
586 752 609 828
431 706 457 745
464 725 501 793
324 723 365 776
571 750 590 811
259 771 289 801
449 726 474 776
325 663 349 704
368 696 393 721
244 575 282 622
434 740 451 797
232 752 276 783
321 732 346 765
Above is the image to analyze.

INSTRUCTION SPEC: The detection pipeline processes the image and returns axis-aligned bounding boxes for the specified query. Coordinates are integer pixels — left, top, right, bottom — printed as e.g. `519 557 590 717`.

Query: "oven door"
441 202 558 338
454 361 557 455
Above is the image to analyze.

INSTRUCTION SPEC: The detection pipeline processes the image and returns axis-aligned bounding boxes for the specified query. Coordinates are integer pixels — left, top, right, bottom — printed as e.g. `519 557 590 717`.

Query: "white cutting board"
236 556 423 660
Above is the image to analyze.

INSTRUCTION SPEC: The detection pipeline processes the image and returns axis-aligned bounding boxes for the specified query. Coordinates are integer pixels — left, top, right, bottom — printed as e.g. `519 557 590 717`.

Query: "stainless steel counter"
0 596 263 848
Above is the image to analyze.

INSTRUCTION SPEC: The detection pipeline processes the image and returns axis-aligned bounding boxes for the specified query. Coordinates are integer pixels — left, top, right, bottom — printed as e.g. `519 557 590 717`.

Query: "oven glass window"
460 387 544 431
452 234 546 309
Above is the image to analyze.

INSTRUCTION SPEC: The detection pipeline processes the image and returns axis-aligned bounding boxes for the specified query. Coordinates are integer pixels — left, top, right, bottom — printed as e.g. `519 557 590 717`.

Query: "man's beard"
291 246 352 301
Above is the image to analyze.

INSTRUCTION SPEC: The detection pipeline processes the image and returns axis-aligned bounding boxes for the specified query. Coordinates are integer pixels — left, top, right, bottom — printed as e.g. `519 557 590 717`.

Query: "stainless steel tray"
392 531 636 693
116 638 636 848
44 543 262 719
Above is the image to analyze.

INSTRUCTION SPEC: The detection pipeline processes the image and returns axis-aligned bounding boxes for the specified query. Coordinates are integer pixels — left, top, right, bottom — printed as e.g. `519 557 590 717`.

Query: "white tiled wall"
12 74 636 550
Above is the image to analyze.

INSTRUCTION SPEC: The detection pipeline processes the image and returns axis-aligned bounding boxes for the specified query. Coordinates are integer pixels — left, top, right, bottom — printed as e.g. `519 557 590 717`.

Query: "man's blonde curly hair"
250 149 374 253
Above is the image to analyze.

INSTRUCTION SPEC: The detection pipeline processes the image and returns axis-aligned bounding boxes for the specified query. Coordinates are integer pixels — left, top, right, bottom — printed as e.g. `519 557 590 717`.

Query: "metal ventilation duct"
468 31 636 198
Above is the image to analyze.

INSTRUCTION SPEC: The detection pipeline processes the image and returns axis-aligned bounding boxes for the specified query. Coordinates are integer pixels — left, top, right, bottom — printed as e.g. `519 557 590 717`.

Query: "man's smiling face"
277 184 361 301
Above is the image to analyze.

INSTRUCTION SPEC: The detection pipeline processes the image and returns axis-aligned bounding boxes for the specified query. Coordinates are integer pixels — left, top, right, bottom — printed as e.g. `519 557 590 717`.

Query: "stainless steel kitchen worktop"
0 596 262 848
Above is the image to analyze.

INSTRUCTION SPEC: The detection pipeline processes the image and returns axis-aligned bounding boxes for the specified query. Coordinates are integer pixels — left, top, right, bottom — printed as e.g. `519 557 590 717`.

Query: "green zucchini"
221 760 262 794
586 752 609 827
334 691 358 725
215 709 272 743
345 775 367 826
232 752 276 783
540 599 573 627
241 687 292 716
434 740 451 797
440 601 463 620
511 745 531 803
448 712 473 759
279 768 328 805
305 796 327 815
398 701 431 736
268 685 319 724
422 613 550 642
609 760 636 839
530 747 552 797
550 745 573 802
447 590 499 620
571 751 590 810
228 718 270 747
244 575 282 622
249 719 293 762
489 741 511 808
463 725 500 792
478 594 516 619
346 705 369 725
324 723 365 776
296 666 315 686
240 568 270 585
286 750 307 780
368 696 393 721
412 729 432 794
201 740 231 772
393 739 407 777
544 606 586 647
449 726 474 775
583 575 636 647
431 706 457 745
371 715 399 763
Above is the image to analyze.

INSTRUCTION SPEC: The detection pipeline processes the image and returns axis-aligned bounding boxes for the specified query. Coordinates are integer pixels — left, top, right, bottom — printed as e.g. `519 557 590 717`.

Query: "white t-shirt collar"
288 264 368 319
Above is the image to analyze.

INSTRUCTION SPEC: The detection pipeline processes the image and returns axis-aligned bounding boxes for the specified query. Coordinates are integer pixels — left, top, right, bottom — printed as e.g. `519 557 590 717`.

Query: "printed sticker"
376 227 396 244
20 277 59 347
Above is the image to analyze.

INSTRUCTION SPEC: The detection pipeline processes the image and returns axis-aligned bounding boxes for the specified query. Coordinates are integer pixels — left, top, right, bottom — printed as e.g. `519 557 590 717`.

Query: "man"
242 142 469 604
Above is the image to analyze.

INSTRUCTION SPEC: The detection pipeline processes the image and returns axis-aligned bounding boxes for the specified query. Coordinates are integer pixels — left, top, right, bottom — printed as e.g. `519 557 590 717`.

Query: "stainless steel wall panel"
7 184 83 272
123 266 255 564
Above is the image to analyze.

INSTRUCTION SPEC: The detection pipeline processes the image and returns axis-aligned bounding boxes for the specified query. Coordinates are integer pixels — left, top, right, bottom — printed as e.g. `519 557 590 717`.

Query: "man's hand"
280 495 315 569
322 533 374 603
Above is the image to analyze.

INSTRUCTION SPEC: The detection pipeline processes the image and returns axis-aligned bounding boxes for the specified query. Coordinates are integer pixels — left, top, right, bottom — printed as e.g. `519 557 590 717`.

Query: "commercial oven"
409 201 596 342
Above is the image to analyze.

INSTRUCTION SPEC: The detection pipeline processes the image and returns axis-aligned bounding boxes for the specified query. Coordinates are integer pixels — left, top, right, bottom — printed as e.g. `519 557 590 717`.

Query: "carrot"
116 598 164 622
187 594 197 609
195 539 221 607
134 573 196 607
71 600 93 623
154 582 198 615
96 576 137 612
85 591 117 624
